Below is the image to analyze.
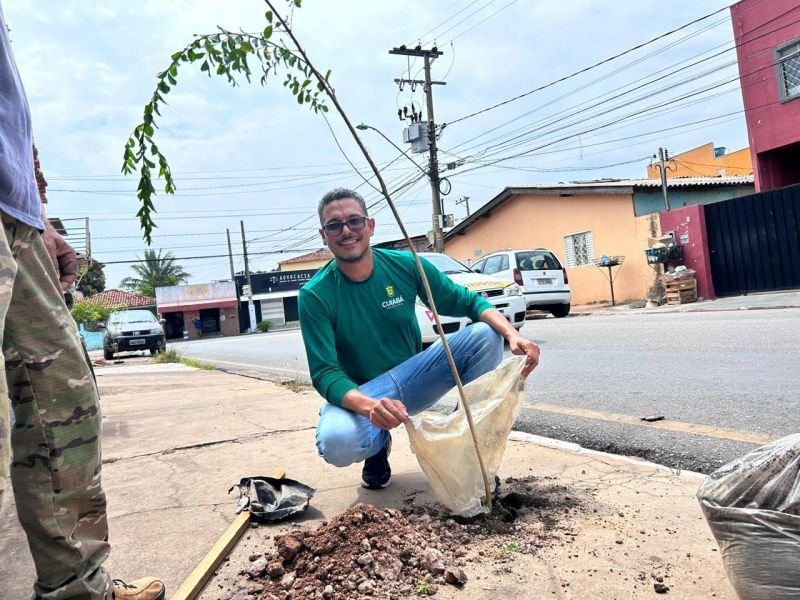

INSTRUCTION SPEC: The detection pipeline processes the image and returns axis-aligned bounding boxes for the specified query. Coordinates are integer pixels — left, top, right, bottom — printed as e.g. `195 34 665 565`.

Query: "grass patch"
180 357 214 370
416 581 431 596
279 379 306 393
498 541 521 557
151 349 214 370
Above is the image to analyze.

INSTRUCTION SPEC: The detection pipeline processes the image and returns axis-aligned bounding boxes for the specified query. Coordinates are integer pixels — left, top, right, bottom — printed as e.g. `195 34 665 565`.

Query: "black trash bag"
697 434 800 600
228 476 315 523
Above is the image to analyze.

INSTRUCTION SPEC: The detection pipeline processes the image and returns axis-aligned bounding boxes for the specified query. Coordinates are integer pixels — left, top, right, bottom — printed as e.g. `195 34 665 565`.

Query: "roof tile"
84 288 156 308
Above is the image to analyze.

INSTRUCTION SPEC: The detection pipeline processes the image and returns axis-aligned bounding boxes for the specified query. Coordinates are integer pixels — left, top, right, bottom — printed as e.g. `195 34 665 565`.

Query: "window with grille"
777 38 800 101
563 231 594 267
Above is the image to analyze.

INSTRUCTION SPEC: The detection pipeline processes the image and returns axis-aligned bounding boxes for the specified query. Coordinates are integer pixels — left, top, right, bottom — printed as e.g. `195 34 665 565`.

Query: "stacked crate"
664 276 697 305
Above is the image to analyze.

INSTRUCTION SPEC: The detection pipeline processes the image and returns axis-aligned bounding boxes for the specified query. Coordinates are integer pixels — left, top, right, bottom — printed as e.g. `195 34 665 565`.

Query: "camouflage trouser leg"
0 214 111 600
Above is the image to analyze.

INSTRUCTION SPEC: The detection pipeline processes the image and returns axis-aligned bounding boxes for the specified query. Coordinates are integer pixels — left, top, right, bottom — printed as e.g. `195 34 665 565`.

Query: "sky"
6 0 751 288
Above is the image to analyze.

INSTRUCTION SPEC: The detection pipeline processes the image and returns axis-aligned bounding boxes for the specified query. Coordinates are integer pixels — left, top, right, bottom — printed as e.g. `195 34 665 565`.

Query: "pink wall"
659 206 715 300
731 0 800 191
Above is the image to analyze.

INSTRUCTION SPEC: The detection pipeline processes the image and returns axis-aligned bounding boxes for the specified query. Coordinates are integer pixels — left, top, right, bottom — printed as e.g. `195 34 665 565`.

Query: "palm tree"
120 249 190 297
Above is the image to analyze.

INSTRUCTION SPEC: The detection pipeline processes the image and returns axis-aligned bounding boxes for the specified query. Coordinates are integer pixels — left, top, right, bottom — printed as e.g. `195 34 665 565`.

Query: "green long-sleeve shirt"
298 248 493 406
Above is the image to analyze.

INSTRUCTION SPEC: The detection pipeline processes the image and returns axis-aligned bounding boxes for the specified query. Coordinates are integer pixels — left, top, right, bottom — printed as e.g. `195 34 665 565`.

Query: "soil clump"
239 475 585 599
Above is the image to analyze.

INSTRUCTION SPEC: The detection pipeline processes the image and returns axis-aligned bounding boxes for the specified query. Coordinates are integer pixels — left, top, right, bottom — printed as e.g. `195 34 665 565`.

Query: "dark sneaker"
361 434 392 489
112 578 166 600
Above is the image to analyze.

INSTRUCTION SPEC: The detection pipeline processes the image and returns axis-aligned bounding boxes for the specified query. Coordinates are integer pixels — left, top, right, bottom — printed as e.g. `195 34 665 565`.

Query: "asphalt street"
167 308 800 473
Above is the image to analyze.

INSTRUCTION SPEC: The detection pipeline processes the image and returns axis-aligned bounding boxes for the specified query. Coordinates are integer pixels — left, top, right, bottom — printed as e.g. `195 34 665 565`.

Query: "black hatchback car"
102 309 166 359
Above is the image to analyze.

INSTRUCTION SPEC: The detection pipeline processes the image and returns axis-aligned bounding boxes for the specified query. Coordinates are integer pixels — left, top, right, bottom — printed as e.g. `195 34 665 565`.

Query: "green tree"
120 249 190 297
77 260 106 296
70 300 112 331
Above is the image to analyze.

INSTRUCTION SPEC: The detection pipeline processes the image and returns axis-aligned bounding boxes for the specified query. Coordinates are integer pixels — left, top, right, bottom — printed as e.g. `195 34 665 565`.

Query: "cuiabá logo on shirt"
382 284 404 309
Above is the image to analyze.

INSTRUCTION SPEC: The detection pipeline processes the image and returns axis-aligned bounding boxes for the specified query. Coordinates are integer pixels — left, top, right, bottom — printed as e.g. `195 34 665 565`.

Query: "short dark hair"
318 188 368 223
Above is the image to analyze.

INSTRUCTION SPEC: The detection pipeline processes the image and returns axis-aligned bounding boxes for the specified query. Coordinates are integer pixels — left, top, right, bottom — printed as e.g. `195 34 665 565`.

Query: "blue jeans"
316 322 503 467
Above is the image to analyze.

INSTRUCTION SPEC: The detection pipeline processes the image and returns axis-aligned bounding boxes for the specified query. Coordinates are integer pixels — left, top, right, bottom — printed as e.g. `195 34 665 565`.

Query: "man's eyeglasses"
322 216 369 236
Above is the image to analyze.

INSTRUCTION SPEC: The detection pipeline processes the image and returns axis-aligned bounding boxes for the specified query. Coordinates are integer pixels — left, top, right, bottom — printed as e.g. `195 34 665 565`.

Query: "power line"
449 0 521 43
444 19 736 156
101 248 324 265
443 5 799 160
444 6 730 127
455 50 783 170
415 0 497 47
440 29 798 173
421 0 500 46
92 227 294 240
409 0 483 46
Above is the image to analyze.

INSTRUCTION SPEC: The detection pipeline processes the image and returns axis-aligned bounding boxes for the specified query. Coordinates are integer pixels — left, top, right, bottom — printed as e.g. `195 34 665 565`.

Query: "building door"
705 184 800 296
162 312 185 339
199 308 221 334
283 296 299 322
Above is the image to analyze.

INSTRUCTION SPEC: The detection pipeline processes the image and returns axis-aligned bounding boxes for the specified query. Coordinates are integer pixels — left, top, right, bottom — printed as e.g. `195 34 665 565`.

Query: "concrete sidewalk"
1 364 736 599
572 288 800 316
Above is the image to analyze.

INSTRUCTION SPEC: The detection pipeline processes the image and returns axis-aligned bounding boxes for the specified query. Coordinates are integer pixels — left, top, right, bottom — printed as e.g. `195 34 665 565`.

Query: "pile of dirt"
239 476 583 599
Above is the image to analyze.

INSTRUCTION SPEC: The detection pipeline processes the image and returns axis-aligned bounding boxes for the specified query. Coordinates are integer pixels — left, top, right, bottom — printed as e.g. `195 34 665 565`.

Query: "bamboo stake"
265 0 493 512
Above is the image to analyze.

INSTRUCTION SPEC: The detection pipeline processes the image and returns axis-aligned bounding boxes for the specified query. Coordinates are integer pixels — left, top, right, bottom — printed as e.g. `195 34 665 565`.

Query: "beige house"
444 183 661 306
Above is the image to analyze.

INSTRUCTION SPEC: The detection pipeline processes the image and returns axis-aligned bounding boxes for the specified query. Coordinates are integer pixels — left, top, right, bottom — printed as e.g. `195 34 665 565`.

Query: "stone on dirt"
421 548 446 575
246 558 267 578
444 566 468 585
277 533 304 562
267 561 285 579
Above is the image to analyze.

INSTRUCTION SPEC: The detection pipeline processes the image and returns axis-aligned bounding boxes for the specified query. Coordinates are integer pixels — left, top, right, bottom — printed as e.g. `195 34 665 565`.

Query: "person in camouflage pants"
0 215 112 598
1 3 164 597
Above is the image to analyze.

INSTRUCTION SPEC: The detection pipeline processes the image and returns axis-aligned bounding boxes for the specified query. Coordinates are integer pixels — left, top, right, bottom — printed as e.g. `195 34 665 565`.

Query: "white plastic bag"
405 356 526 517
697 433 800 600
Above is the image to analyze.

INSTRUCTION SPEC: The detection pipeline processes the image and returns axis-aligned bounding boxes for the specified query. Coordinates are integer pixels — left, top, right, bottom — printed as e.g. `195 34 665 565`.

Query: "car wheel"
103 348 114 360
550 304 571 318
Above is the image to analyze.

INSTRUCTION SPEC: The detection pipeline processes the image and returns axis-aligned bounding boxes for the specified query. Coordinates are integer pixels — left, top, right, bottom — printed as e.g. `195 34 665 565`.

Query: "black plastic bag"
697 434 800 599
229 476 315 523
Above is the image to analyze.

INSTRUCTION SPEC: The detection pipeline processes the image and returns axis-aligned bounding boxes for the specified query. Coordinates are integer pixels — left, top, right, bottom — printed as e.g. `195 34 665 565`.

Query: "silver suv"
471 249 571 317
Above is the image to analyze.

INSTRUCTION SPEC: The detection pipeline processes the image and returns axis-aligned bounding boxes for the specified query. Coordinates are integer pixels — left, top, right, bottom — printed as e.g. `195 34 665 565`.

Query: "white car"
471 248 571 317
414 252 527 344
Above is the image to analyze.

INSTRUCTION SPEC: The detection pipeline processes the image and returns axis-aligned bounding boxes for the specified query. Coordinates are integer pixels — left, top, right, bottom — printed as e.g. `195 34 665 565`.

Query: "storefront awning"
158 298 238 313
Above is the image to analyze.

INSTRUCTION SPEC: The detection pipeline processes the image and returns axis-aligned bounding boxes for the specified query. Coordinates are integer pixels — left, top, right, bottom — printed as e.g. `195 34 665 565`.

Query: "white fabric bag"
405 356 526 517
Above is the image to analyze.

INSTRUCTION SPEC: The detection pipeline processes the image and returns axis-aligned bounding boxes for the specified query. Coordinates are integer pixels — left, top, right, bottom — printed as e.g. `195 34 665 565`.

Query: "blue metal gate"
705 184 800 296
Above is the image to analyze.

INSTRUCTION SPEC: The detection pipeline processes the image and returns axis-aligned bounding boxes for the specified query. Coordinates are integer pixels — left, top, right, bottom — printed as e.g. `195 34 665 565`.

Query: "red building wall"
731 0 800 191
659 205 715 300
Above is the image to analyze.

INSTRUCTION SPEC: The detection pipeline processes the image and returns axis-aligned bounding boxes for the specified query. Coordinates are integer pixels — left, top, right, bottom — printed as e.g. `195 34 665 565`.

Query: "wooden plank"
664 278 697 292
172 470 286 600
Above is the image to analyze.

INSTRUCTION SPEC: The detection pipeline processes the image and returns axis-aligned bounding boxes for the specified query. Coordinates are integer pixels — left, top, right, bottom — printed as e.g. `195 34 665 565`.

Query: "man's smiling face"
319 198 375 263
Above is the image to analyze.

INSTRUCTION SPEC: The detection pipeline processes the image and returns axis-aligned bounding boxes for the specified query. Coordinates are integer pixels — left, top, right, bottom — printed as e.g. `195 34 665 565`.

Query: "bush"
257 320 273 332
71 301 111 331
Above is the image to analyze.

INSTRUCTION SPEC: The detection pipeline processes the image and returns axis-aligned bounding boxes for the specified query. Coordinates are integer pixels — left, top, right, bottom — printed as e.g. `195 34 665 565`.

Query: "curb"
508 430 706 481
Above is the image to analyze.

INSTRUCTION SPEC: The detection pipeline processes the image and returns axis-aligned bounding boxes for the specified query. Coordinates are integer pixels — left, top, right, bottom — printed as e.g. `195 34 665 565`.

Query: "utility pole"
456 196 471 218
240 220 256 333
390 45 446 252
226 228 235 281
657 147 671 211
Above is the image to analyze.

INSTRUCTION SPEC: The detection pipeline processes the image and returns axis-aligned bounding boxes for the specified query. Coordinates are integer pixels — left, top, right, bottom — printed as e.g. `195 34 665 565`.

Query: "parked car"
471 249 571 318
101 309 166 360
415 252 527 344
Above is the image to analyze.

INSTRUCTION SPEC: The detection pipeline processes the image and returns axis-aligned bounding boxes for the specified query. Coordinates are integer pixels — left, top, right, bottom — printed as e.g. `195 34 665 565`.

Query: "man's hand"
341 389 409 430
368 398 409 430
508 331 541 377
42 221 78 291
